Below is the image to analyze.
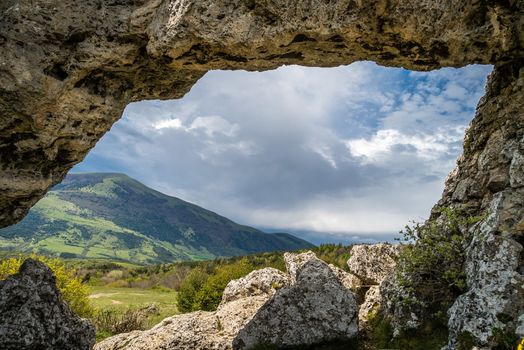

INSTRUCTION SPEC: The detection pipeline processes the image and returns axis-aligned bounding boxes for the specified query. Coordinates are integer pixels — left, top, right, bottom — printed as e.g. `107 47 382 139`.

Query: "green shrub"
310 244 352 271
492 327 520 350
395 207 482 311
176 267 210 312
194 258 253 311
0 254 94 318
177 258 254 312
368 312 448 350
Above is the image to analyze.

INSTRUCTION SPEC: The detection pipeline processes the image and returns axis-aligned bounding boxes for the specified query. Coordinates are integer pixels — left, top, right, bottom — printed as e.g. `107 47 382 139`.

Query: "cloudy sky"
73 62 492 244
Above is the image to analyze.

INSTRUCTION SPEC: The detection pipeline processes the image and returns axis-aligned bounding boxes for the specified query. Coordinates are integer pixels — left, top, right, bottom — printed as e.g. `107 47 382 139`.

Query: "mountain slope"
0 173 313 264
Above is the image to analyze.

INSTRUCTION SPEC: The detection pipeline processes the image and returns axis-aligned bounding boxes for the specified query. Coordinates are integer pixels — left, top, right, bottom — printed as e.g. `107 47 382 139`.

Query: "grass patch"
89 286 178 315
89 286 179 340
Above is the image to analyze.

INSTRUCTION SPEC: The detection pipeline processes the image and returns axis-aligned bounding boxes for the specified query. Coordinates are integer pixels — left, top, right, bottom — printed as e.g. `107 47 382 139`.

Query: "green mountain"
0 173 313 264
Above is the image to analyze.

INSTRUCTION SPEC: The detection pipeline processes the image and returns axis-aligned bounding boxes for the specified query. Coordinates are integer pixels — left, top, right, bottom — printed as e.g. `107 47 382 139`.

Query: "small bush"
93 305 159 341
176 267 210 313
310 243 352 271
492 327 520 350
177 258 254 312
194 258 253 311
395 207 482 311
368 312 448 350
0 254 94 318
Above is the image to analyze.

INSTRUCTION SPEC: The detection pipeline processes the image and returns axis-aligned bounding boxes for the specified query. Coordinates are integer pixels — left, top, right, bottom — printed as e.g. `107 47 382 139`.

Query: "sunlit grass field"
89 286 179 329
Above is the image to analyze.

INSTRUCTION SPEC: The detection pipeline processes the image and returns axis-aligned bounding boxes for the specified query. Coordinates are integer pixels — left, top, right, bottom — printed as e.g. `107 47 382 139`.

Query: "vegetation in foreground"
0 244 352 341
6 211 515 350
88 286 178 341
0 236 468 349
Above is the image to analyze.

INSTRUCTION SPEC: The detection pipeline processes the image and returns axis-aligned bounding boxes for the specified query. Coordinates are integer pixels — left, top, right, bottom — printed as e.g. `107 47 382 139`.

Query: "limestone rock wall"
1 0 523 227
438 60 524 349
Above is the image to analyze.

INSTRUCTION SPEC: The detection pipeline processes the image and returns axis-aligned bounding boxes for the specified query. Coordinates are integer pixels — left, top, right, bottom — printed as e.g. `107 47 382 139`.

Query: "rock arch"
1 0 523 348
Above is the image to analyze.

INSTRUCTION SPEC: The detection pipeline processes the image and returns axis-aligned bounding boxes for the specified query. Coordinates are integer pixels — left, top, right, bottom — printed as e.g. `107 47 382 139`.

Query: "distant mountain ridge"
0 173 313 264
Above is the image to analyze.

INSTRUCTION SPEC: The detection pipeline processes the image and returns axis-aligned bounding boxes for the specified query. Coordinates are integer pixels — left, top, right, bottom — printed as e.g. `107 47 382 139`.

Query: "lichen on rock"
346 243 402 330
348 243 400 286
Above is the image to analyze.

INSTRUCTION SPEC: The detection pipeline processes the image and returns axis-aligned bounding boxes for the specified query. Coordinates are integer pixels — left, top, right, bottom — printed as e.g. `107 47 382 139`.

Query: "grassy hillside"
0 173 313 264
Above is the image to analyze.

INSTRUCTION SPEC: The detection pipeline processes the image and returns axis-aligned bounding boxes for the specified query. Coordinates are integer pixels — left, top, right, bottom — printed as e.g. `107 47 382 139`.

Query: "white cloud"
346 128 464 163
153 118 183 130
153 115 239 137
189 116 239 137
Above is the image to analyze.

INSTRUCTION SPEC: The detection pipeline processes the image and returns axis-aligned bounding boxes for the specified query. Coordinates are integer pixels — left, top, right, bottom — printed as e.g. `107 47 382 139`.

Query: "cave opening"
62 61 493 246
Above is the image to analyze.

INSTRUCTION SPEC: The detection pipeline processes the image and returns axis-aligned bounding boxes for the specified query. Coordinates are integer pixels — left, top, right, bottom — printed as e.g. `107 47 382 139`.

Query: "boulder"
285 250 358 290
284 250 317 282
378 273 422 336
0 259 96 350
328 263 361 291
95 273 279 350
347 243 400 285
358 286 381 325
234 253 358 349
95 299 277 350
96 299 269 350
220 267 291 305
346 243 402 330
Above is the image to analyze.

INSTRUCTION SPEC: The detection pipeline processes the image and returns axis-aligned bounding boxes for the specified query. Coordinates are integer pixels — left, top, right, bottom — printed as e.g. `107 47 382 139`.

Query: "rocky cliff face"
437 63 524 349
2 1 524 348
0 259 96 350
95 252 358 350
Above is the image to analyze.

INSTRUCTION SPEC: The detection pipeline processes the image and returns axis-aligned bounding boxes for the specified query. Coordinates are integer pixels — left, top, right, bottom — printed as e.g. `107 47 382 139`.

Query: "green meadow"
88 286 179 328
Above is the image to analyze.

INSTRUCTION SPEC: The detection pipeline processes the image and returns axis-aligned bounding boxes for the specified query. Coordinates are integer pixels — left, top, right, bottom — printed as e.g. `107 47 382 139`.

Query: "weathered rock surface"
1 0 523 228
234 255 358 349
379 272 422 335
345 243 401 331
517 314 524 338
0 259 96 350
95 267 287 350
435 61 524 349
443 193 524 349
347 243 400 286
220 267 291 305
357 286 381 328
96 251 358 350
